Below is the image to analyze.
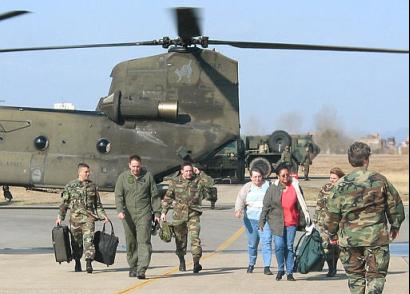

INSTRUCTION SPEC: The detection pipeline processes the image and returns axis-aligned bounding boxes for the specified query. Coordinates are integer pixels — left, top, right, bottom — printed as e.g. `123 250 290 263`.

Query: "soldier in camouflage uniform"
301 147 312 181
279 145 296 173
115 154 161 279
56 163 109 274
324 142 405 294
160 162 214 273
314 167 345 277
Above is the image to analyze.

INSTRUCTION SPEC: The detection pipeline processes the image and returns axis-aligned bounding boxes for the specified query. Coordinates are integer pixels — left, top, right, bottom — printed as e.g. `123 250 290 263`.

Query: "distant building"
359 133 383 153
358 133 397 154
398 137 409 155
54 102 75 110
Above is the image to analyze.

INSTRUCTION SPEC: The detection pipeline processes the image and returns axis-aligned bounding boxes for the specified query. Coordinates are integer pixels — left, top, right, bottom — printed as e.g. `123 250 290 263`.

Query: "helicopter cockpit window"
34 135 49 151
96 138 111 153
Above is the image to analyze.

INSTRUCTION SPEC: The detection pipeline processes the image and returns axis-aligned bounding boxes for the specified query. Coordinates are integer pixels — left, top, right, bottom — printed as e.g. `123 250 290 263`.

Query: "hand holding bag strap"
102 219 115 236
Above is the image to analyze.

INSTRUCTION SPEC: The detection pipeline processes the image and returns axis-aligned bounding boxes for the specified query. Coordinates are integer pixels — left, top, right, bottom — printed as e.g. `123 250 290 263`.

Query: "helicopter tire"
249 157 272 178
268 130 292 153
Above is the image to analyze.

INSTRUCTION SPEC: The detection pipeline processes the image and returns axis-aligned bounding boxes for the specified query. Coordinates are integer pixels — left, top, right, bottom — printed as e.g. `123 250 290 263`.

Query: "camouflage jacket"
161 172 214 223
280 150 292 163
58 179 106 222
314 182 334 240
115 169 161 217
324 167 405 247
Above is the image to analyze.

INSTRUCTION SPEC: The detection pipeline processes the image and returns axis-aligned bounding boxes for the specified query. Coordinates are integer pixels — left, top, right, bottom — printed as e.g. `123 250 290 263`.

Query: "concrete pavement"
0 182 408 293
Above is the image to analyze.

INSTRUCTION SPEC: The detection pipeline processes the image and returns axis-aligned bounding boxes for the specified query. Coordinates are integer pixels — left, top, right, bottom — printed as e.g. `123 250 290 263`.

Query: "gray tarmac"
0 183 408 294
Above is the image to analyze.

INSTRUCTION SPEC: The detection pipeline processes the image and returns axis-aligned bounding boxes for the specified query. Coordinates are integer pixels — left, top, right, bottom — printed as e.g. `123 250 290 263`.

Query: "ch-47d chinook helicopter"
0 8 408 201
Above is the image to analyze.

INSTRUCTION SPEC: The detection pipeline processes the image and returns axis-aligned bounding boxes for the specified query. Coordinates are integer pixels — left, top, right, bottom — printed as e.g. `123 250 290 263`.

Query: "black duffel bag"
93 220 119 266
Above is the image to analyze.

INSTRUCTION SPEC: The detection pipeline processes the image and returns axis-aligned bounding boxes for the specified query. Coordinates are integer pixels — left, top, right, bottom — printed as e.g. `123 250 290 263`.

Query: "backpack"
293 228 325 274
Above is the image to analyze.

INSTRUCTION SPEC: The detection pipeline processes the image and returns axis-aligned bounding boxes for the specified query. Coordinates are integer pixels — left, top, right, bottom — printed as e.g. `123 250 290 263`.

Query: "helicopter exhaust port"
97 90 178 123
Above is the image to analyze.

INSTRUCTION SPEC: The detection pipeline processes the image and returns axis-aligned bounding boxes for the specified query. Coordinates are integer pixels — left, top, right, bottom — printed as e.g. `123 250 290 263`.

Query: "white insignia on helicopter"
175 60 192 82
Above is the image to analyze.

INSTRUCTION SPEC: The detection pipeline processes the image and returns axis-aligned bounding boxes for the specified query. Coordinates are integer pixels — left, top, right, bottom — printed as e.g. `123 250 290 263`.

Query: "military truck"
201 139 246 183
244 130 320 177
201 130 320 182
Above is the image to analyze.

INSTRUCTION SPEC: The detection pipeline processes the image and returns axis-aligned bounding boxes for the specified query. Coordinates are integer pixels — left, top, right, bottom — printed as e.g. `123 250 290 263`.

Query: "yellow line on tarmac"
116 226 245 294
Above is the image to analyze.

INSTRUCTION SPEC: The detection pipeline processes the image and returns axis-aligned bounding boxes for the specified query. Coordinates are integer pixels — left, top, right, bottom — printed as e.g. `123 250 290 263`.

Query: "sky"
1 1 409 142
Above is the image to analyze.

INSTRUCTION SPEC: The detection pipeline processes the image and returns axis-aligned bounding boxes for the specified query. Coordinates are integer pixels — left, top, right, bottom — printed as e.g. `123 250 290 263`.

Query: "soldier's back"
330 168 394 247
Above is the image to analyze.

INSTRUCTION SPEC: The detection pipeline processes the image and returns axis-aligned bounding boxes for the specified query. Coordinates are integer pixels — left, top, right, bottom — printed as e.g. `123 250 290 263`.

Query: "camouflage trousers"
339 245 390 294
70 219 96 260
173 212 202 260
303 164 310 179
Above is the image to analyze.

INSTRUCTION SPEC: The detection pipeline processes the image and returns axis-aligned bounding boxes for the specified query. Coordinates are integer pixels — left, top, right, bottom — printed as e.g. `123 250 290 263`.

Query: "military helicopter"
0 8 408 200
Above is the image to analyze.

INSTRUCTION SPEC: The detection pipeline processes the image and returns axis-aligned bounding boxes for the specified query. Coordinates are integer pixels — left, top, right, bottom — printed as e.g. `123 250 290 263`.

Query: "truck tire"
268 130 292 153
249 157 272 178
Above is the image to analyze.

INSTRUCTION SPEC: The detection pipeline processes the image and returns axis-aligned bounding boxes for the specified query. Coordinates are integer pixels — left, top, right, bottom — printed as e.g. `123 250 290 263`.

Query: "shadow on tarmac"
149 266 243 278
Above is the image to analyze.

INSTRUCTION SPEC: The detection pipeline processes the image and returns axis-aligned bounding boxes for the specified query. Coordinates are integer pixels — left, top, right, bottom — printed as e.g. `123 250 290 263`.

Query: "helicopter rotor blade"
175 7 202 40
0 10 30 22
0 41 161 53
208 40 409 54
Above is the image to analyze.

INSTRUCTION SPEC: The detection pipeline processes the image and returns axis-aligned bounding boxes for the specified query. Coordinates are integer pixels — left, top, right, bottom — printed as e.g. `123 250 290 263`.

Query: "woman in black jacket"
259 164 310 281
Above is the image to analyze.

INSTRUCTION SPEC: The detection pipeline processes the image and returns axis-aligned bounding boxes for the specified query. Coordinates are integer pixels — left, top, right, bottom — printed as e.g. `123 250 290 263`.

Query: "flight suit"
58 179 107 260
115 169 161 275
324 167 405 294
161 172 214 261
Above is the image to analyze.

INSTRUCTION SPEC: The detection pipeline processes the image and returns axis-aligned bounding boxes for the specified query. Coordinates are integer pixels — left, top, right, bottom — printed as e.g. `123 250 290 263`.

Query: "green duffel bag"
293 228 325 274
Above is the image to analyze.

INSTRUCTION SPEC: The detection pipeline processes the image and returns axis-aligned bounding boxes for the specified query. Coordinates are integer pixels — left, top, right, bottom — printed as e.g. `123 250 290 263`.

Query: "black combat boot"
193 258 202 274
86 259 93 274
178 255 186 272
326 257 337 277
74 259 82 272
326 245 339 277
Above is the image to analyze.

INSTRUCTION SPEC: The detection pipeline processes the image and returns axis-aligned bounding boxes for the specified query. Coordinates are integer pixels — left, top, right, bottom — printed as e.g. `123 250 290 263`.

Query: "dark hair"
348 142 371 167
180 161 193 170
330 167 345 179
129 154 142 163
77 162 90 169
250 167 264 177
275 162 289 175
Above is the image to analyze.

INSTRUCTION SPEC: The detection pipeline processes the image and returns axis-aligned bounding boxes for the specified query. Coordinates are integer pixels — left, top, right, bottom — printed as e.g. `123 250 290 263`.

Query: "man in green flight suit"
161 162 214 273
56 163 109 274
115 155 161 279
324 142 405 294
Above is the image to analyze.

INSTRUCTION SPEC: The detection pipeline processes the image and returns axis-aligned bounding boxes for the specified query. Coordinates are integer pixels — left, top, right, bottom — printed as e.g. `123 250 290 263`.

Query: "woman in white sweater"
234 167 272 275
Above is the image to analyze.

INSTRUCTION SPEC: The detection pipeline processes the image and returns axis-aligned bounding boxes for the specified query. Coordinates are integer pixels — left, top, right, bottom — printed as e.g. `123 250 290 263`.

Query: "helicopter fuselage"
0 48 240 191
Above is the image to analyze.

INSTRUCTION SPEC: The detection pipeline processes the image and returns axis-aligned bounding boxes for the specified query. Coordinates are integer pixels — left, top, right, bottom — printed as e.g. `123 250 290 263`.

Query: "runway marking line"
116 226 245 294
